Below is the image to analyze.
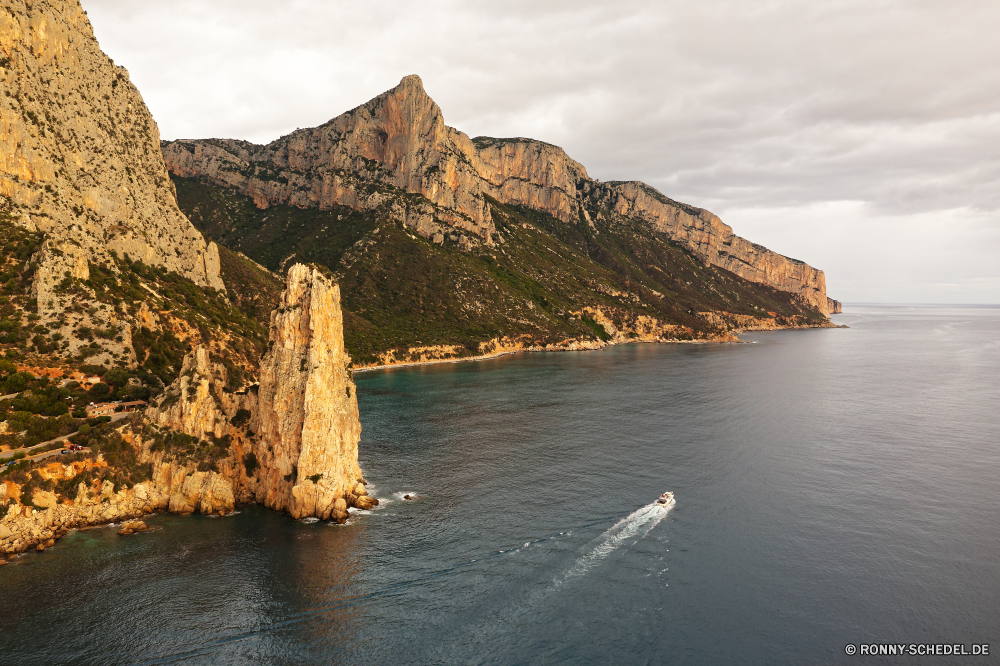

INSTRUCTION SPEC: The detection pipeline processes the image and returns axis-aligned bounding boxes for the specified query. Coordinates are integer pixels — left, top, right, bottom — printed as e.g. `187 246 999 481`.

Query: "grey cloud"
82 0 1000 302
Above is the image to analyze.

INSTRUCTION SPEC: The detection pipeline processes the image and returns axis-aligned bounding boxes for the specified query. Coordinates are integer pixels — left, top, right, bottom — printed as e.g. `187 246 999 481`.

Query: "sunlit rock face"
253 263 364 521
0 0 224 292
163 75 835 313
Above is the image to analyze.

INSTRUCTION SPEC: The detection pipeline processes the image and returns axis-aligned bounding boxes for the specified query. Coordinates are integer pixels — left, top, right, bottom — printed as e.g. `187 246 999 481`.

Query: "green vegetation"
243 451 259 477
172 175 378 274
0 211 43 356
1 199 270 393
171 174 829 365
141 422 230 471
216 245 284 326
0 362 155 452
0 417 152 501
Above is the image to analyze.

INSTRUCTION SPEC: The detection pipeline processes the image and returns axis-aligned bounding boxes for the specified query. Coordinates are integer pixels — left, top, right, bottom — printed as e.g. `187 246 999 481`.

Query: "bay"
1 305 998 665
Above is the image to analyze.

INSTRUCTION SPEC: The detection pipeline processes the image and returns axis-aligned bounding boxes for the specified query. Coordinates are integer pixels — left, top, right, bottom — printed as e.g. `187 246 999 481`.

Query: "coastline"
352 319 839 374
351 338 714 375
2 319 838 562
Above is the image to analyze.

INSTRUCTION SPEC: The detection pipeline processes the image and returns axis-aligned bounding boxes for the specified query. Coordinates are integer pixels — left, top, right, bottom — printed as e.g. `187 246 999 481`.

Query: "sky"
82 0 1000 304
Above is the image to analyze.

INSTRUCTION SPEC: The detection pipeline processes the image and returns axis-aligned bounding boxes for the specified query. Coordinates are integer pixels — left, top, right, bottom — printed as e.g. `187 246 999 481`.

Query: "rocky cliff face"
0 0 224 323
145 345 246 442
252 264 365 521
582 181 831 313
143 263 367 523
1 263 369 555
162 75 836 313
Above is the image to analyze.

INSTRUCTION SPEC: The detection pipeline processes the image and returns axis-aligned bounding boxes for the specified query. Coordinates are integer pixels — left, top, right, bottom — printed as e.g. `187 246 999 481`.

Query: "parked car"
61 449 70 455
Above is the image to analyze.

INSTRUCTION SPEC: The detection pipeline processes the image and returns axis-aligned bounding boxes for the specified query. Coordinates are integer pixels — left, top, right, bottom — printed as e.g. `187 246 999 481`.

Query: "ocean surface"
1 305 998 665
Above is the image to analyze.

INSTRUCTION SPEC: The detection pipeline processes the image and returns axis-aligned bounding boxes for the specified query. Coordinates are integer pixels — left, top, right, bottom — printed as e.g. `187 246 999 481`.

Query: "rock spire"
252 264 366 520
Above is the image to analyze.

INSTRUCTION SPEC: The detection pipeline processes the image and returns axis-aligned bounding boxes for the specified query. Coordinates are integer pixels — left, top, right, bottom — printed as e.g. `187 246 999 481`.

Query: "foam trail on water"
557 502 672 586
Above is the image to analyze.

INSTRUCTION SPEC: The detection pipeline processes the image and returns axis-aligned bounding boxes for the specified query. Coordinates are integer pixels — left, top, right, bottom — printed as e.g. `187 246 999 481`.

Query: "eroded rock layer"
163 75 836 313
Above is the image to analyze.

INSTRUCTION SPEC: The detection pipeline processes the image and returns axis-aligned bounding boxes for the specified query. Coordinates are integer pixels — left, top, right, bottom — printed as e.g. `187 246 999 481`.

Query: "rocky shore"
1 265 376 560
353 311 840 373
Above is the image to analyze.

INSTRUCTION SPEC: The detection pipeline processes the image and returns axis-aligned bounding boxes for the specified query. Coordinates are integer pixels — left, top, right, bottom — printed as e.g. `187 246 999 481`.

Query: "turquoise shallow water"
1 305 998 664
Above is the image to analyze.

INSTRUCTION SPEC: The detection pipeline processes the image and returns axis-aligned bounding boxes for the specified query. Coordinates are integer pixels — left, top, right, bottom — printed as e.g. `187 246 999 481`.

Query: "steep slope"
0 1 372 551
1 0 239 371
172 174 831 366
162 75 837 314
0 0 223 291
1 263 370 554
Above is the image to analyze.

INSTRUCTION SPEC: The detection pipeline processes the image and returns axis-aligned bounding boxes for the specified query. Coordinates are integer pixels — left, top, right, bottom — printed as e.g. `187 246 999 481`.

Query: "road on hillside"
24 446 93 464
0 411 134 462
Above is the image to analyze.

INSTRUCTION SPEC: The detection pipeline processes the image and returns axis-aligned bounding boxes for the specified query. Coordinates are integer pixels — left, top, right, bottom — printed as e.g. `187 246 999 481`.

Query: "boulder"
354 496 378 510
117 520 148 536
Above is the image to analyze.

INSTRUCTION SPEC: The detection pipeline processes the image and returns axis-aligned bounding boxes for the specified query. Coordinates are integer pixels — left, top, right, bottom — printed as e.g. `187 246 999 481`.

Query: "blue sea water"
1 305 998 665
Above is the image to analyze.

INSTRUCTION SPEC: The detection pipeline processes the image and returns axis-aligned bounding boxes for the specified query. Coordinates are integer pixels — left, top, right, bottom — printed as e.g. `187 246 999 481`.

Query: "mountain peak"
397 74 425 91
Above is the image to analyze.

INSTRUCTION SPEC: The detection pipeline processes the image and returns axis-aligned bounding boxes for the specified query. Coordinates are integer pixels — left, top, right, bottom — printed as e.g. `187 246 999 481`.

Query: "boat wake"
556 501 673 586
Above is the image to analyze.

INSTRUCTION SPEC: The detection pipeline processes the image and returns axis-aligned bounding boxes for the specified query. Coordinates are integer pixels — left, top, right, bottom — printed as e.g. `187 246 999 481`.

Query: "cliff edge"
1 263 369 556
163 75 836 313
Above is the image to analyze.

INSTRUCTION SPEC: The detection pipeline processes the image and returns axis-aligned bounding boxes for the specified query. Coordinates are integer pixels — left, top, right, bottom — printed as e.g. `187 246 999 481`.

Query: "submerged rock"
117 520 148 536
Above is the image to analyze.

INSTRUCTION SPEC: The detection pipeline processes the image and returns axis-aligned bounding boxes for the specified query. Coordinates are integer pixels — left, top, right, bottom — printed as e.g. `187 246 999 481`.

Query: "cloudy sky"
84 0 1000 304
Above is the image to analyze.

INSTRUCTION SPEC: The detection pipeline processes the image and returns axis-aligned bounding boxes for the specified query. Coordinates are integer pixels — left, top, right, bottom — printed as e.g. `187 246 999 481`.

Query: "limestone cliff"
145 345 246 443
1 263 369 555
141 263 366 522
580 181 832 313
252 264 365 521
162 75 836 313
0 0 225 328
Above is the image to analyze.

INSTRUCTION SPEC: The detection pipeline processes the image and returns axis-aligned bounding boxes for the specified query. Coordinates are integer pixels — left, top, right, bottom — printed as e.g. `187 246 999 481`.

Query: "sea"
1 304 998 665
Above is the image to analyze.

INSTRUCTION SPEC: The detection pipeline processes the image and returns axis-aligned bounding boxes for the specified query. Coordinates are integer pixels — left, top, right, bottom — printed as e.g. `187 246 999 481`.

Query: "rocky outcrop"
117 520 148 535
0 461 237 556
145 345 240 442
161 77 590 249
252 264 365 521
698 310 835 333
827 297 842 314
0 0 225 324
162 74 836 313
100 265 367 525
583 182 832 313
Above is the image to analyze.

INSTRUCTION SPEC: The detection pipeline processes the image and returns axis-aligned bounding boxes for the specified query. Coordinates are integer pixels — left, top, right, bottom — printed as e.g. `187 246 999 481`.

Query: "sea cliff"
163 75 836 314
1 264 370 558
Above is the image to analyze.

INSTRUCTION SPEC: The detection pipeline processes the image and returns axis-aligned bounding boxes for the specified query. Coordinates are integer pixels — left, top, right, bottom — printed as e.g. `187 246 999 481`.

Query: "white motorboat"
656 491 675 506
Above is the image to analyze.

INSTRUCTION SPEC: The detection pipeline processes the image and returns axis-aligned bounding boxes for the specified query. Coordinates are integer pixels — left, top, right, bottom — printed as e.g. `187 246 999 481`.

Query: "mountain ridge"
162 74 838 314
0 0 368 554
